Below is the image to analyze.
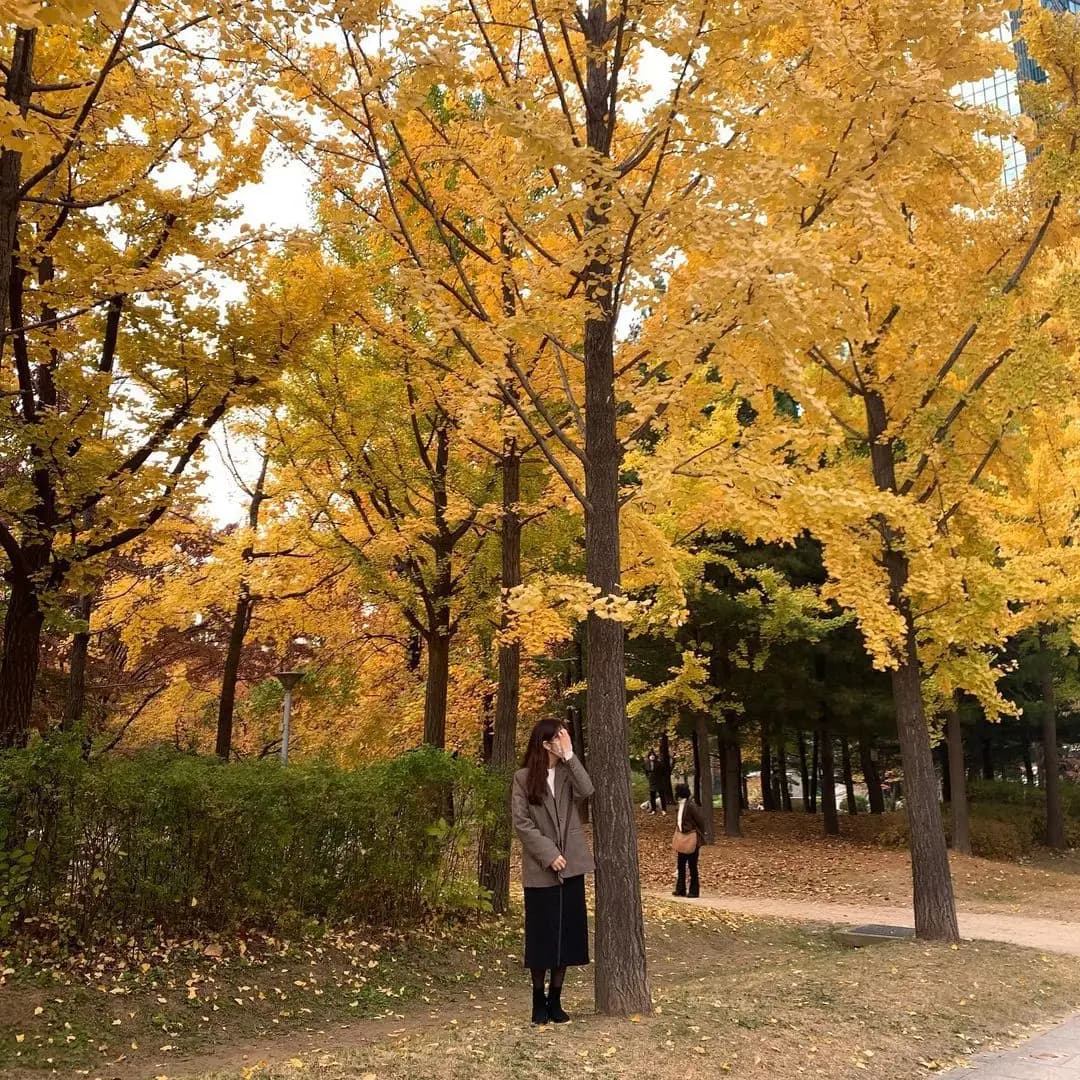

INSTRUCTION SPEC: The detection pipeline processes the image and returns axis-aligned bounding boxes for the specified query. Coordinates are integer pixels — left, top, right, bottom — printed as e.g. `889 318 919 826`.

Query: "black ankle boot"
547 986 570 1023
531 987 549 1025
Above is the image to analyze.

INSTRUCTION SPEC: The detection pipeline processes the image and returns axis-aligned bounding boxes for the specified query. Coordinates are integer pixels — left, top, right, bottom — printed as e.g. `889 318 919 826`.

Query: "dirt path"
648 891 1080 956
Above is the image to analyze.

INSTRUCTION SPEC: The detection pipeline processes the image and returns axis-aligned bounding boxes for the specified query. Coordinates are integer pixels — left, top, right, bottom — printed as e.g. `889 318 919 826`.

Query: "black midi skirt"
523 874 589 969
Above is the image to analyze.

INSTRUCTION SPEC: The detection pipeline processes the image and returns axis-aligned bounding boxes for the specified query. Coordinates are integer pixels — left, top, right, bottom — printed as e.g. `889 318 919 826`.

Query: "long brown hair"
522 717 566 805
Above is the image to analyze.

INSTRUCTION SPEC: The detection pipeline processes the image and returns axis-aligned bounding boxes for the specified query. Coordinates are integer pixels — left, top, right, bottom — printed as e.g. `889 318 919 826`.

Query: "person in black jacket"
672 782 706 898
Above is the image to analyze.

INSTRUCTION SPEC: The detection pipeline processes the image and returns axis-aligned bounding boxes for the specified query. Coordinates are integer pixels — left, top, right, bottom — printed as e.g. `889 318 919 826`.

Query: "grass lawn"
5 900 1080 1080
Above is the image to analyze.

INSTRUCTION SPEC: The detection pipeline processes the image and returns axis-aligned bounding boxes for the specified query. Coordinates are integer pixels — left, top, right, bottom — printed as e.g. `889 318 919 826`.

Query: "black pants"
649 788 666 812
675 850 699 897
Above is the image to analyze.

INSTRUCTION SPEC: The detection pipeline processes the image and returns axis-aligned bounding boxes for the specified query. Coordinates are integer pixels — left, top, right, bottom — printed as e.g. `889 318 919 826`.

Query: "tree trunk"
1022 736 1035 787
860 739 885 814
738 744 748 810
865 389 958 940
975 713 994 781
938 738 951 803
694 711 715 843
0 29 34 346
1040 648 1066 850
777 740 792 811
820 727 840 837
478 446 521 915
216 588 253 759
946 709 970 856
215 453 269 761
840 736 858 816
722 720 741 838
808 731 819 813
760 722 774 810
422 630 451 748
64 593 94 733
0 569 45 747
579 0 650 1015
797 731 811 811
691 727 701 804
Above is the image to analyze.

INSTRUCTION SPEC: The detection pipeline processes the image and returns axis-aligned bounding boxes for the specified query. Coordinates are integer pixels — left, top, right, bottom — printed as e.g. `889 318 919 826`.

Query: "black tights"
530 965 566 993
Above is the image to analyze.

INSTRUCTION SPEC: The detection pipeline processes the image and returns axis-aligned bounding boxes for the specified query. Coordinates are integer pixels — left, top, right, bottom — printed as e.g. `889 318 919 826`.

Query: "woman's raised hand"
553 727 573 760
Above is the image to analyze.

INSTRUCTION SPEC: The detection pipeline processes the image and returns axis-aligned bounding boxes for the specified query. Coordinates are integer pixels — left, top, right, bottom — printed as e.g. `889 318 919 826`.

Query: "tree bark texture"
865 389 958 941
479 447 522 914
579 0 650 1015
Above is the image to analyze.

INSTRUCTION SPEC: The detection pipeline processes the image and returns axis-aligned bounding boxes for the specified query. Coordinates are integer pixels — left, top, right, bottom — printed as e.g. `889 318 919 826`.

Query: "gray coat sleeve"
565 753 594 799
512 774 562 869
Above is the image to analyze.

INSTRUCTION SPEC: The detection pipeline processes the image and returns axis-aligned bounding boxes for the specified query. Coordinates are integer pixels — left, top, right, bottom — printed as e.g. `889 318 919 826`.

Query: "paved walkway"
646 891 1080 957
952 1015 1080 1078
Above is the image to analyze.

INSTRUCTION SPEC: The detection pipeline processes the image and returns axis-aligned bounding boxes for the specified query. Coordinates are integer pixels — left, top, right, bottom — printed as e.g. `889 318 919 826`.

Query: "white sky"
199 155 313 525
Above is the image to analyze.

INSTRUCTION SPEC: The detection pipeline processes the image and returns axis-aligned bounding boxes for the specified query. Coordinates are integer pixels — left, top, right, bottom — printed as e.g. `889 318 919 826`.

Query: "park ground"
5 814 1080 1080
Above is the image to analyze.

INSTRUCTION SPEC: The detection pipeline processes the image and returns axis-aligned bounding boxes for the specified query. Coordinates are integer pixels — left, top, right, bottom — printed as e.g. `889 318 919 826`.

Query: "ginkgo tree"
236 0 1068 997
0 4 343 743
637 0 1080 940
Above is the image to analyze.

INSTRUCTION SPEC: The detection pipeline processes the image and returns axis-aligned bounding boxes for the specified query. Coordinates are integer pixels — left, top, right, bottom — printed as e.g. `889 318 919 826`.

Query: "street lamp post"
275 670 305 764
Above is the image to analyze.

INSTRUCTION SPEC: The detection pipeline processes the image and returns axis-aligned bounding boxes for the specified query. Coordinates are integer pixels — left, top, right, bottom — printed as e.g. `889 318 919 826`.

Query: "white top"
677 797 687 831
546 749 573 797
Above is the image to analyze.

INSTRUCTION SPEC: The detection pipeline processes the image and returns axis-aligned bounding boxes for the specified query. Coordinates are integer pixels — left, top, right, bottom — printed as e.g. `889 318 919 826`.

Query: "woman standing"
511 718 594 1025
672 781 706 898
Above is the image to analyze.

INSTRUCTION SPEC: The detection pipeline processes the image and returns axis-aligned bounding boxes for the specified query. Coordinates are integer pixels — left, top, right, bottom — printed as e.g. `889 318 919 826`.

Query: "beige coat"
512 754 595 888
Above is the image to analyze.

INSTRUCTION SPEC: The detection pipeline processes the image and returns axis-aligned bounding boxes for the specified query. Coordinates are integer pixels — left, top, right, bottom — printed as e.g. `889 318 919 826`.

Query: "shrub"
866 808 1029 861
0 739 505 945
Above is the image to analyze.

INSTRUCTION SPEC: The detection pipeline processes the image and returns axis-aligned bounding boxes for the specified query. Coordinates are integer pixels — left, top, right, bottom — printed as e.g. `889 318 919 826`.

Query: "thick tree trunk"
820 727 840 836
694 711 715 843
478 447 521 915
797 731 811 811
760 722 775 810
946 709 970 855
808 732 819 813
578 0 650 1016
861 739 886 814
423 630 451 748
1040 651 1066 851
865 389 958 941
0 569 45 746
722 720 741 838
777 740 792 810
840 736 858 816
64 593 93 732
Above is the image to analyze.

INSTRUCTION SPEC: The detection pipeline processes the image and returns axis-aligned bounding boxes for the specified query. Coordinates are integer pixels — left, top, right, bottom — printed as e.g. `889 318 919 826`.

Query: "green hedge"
0 740 505 944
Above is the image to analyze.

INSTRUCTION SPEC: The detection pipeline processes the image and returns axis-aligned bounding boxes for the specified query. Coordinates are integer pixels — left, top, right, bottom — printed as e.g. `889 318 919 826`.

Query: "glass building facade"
961 1 1080 184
